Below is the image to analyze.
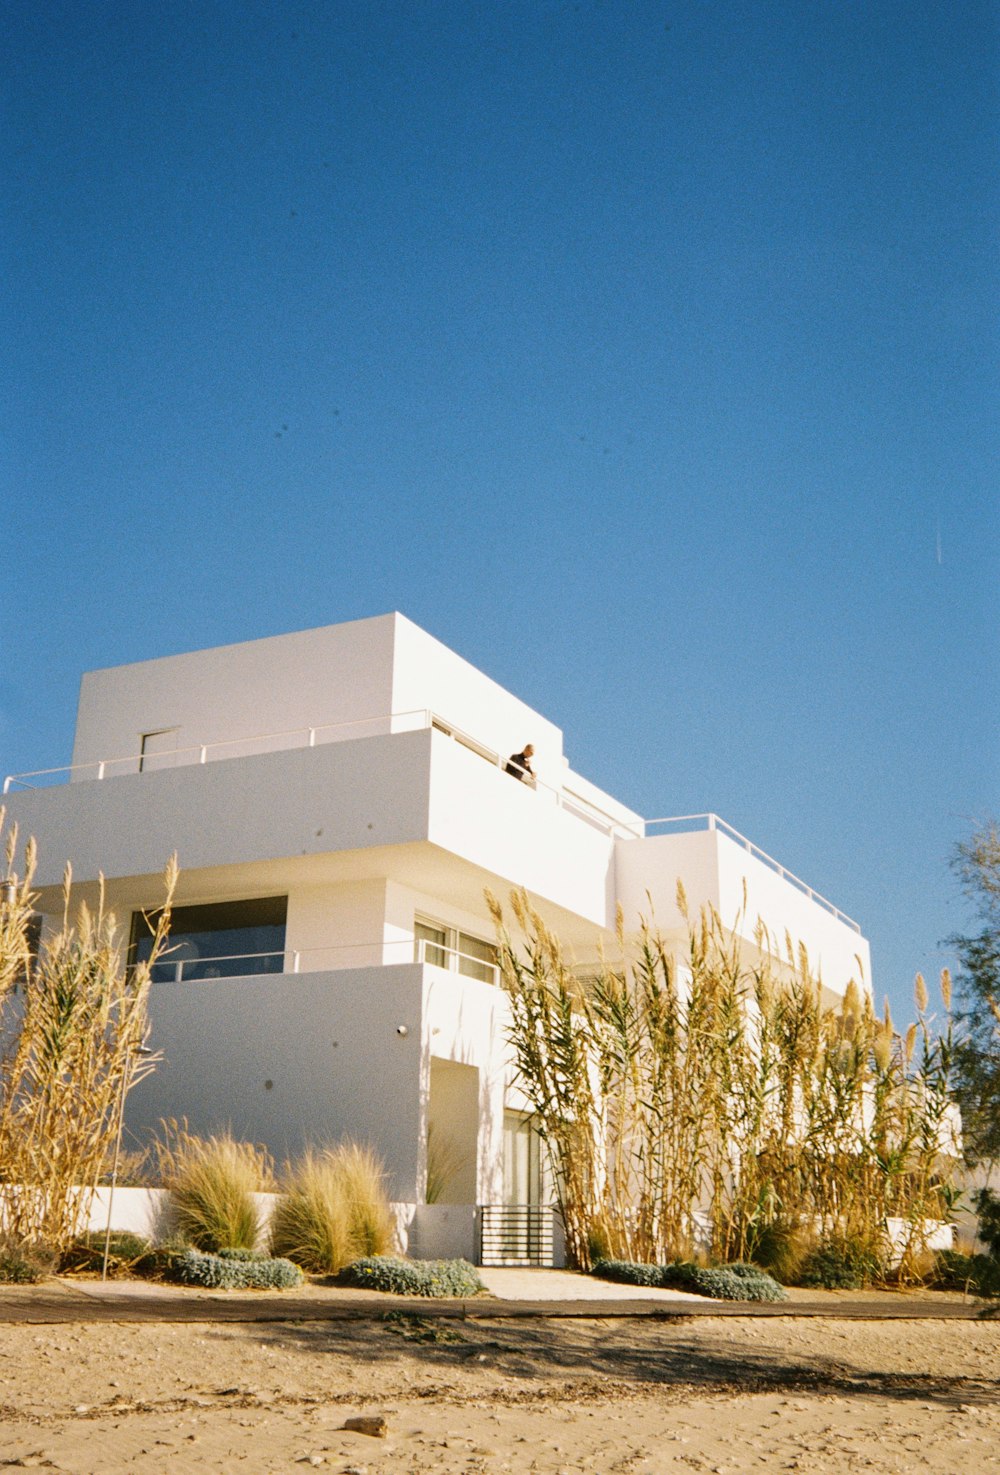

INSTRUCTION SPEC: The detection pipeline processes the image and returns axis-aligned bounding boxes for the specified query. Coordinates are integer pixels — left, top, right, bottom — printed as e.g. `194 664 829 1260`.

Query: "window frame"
413 914 499 985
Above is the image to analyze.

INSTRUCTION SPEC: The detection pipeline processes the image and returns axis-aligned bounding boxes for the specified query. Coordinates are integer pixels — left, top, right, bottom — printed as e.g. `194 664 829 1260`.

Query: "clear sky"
3 2 997 1030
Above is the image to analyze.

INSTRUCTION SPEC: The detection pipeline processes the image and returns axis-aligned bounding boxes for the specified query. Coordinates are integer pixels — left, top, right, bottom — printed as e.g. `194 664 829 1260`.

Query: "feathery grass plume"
915 972 929 1014
328 1142 395 1257
0 830 175 1254
157 1122 270 1251
940 968 952 1011
270 1144 394 1272
492 877 961 1284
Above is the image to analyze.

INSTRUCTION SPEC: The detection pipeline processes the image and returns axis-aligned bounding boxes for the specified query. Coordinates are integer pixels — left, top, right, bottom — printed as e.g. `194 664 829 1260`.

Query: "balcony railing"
637 814 861 933
3 711 859 933
145 936 501 987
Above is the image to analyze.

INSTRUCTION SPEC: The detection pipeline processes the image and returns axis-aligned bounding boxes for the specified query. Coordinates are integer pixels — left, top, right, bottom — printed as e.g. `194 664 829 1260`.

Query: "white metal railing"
4 712 859 933
635 813 861 933
145 935 500 987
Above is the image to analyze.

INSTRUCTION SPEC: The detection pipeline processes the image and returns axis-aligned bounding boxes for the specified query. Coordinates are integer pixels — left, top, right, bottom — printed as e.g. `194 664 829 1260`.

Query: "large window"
130 896 287 982
414 917 498 985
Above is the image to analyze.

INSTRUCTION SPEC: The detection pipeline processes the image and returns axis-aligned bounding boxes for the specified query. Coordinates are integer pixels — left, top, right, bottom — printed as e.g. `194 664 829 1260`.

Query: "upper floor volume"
2 612 870 997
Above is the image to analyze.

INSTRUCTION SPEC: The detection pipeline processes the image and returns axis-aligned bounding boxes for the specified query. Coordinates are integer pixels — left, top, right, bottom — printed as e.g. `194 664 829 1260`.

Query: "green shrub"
166 1247 303 1290
592 1258 664 1289
973 1188 1000 1260
0 1243 53 1284
340 1255 484 1297
932 1249 1000 1297
158 1125 270 1252
271 1145 395 1274
592 1257 786 1301
795 1236 885 1290
662 1261 787 1302
60 1231 152 1277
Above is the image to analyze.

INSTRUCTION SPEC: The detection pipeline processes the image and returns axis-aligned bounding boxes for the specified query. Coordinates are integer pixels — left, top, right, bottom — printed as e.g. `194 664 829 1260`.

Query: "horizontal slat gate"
479 1205 555 1266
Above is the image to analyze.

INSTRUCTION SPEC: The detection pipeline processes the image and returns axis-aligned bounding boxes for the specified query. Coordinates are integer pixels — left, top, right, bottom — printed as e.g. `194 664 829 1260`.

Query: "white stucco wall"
390 616 564 791
71 615 400 774
427 731 616 927
12 731 435 890
128 965 428 1201
615 827 870 998
287 879 392 970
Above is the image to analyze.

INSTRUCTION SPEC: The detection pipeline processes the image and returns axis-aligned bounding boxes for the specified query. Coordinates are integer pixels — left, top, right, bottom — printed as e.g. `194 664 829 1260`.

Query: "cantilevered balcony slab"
7 726 616 928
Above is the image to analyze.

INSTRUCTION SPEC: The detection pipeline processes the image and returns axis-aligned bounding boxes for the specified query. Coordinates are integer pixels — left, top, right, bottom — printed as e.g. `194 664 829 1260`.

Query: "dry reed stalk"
492 882 961 1281
0 817 176 1253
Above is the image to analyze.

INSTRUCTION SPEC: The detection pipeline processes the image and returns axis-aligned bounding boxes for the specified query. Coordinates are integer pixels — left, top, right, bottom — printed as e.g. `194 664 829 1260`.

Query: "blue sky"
3 1 996 1029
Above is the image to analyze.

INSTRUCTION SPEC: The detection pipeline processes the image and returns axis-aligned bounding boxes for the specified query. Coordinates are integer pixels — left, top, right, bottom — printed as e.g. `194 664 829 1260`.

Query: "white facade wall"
131 966 427 1201
4 613 877 1251
71 615 400 775
616 827 869 1000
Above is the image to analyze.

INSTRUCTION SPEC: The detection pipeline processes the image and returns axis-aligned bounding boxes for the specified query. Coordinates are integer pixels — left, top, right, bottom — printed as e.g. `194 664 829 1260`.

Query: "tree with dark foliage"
951 820 1000 1166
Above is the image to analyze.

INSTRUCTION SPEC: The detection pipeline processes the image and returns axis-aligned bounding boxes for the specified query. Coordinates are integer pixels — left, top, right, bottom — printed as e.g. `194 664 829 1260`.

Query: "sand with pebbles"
0 1301 998 1473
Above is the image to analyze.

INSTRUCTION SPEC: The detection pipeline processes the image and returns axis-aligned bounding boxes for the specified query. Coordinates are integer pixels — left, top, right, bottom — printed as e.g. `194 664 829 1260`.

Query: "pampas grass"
490 884 960 1279
0 812 175 1253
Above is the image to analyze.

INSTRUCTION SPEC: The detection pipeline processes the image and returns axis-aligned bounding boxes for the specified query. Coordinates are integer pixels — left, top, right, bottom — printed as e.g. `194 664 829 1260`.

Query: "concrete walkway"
477 1266 706 1302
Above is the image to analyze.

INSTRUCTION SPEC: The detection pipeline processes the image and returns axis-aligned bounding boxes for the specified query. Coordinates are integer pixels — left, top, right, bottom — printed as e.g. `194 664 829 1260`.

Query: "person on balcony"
505 744 536 785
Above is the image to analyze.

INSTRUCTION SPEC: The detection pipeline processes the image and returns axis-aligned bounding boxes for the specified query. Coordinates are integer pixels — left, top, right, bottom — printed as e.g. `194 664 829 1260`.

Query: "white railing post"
174 960 184 983
292 951 300 973
199 746 207 764
97 761 106 781
308 728 316 748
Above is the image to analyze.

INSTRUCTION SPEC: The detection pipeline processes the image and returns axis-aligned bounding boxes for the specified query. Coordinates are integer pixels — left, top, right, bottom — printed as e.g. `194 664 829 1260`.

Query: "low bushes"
340 1255 484 1297
0 1242 54 1284
60 1231 151 1278
166 1247 304 1290
932 1249 1000 1297
794 1236 885 1291
593 1258 787 1302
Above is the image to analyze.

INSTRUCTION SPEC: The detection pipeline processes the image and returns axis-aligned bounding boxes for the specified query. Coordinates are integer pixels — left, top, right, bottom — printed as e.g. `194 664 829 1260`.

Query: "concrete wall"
616 827 870 997
288 879 392 970
427 730 616 927
71 615 399 774
422 965 513 1205
390 616 564 791
12 731 434 890
128 965 427 1202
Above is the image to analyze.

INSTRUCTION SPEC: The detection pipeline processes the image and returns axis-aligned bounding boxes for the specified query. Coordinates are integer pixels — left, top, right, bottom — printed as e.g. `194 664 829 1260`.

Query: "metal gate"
478 1204 555 1267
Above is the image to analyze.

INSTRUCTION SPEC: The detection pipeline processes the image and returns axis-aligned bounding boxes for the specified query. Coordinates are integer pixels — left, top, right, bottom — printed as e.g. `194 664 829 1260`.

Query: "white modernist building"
4 614 871 1262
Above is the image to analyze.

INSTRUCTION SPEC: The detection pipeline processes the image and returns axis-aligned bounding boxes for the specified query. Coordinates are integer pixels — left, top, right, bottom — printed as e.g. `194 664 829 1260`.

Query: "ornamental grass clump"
157 1123 271 1252
270 1143 394 1273
0 813 175 1255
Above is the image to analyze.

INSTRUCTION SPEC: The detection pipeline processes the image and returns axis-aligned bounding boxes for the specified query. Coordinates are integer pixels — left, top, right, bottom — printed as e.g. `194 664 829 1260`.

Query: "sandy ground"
0 1306 998 1474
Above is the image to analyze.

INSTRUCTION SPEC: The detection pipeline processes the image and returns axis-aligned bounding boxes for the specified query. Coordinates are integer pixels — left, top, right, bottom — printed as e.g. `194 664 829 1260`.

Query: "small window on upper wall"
139 728 180 773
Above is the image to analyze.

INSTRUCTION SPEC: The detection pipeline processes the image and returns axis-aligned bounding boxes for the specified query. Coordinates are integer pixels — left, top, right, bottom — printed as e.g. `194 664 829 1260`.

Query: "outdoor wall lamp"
0 877 17 908
396 1025 409 1037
